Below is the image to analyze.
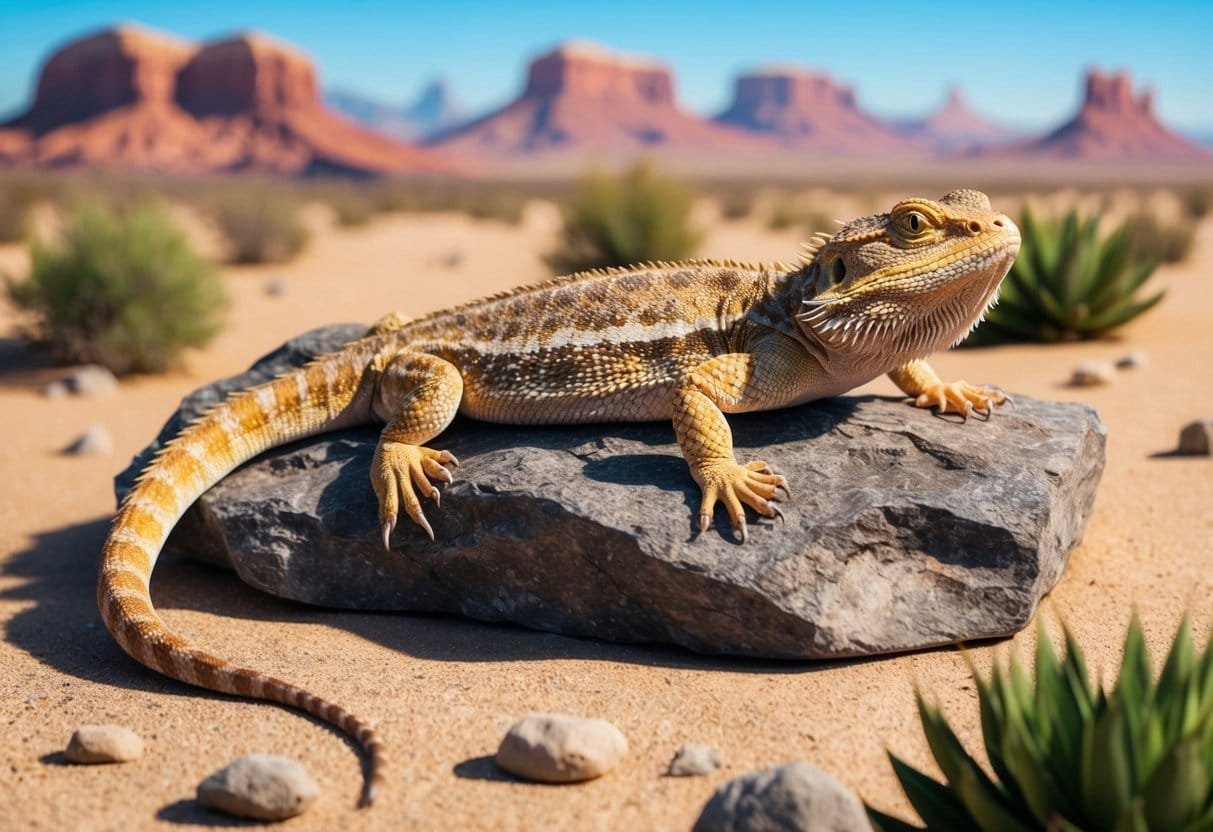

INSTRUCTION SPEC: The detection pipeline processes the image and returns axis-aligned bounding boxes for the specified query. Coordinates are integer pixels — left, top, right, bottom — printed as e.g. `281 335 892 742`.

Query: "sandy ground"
1 201 1211 831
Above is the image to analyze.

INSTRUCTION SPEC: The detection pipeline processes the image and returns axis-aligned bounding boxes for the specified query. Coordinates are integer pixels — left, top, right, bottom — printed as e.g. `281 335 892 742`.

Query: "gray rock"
64 424 112 456
1070 360 1116 386
64 724 144 764
693 761 871 832
115 325 1106 659
64 364 118 396
668 743 723 776
1178 420 1213 456
43 380 69 399
264 275 289 297
196 754 318 821
495 713 628 783
1116 350 1147 369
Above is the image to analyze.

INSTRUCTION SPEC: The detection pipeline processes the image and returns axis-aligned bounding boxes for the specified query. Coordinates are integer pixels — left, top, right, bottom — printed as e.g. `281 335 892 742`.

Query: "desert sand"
1 201 1210 831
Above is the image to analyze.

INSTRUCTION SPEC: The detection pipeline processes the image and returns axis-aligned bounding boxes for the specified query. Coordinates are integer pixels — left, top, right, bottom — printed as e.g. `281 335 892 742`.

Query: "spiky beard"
796 265 1008 364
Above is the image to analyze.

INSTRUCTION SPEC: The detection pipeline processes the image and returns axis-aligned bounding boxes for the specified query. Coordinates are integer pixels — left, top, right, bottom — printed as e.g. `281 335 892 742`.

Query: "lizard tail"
97 348 387 807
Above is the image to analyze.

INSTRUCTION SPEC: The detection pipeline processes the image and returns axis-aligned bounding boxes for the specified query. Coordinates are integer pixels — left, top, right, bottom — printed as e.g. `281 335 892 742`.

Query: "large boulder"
117 325 1106 659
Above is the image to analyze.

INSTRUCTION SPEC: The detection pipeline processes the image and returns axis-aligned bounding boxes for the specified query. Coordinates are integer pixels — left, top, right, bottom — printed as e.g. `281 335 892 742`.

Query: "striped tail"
97 346 387 806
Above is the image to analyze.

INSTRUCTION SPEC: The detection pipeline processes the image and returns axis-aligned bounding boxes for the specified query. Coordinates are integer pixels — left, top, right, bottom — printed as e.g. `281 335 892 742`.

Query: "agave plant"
965 207 1165 345
870 616 1213 831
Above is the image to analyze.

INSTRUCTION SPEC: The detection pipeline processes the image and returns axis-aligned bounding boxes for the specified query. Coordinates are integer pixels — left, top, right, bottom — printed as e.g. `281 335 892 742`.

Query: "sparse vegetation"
965 206 1165 344
546 162 703 274
766 193 834 234
0 178 41 243
5 200 227 374
206 189 309 264
1126 210 1196 265
870 615 1213 832
321 185 377 228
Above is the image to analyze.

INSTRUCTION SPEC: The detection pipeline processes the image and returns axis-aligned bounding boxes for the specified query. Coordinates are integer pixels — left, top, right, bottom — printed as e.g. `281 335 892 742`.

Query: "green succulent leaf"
888 753 974 830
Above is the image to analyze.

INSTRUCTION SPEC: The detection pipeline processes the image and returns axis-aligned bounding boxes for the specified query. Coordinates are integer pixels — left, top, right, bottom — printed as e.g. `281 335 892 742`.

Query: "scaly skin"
98 189 1020 805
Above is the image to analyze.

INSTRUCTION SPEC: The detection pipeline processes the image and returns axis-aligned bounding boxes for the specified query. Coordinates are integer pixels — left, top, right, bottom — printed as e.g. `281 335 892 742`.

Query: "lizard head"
796 189 1020 360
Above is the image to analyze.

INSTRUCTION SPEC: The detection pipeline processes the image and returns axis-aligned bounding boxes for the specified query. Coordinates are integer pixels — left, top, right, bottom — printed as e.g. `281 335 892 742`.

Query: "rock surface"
116 325 1106 660
64 424 112 456
63 365 119 396
64 724 144 764
668 743 723 777
195 754 318 821
1071 360 1117 386
1178 420 1213 456
693 761 871 832
495 713 629 783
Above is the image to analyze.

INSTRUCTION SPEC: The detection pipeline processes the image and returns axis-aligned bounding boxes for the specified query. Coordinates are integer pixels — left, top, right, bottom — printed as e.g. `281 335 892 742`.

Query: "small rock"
64 365 118 396
264 276 288 297
64 424 112 456
495 713 628 783
440 249 464 269
1070 360 1116 386
694 761 872 832
64 724 144 764
43 380 69 399
196 754 318 822
1116 350 1147 369
1178 420 1213 456
668 743 723 777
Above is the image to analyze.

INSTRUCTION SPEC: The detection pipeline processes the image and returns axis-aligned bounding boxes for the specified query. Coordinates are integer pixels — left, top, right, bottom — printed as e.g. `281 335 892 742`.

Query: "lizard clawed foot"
372 442 459 546
694 459 789 543
912 381 1007 421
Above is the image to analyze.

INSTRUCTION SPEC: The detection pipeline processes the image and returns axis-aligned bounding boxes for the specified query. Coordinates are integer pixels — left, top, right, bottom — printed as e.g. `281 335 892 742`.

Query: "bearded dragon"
98 189 1020 805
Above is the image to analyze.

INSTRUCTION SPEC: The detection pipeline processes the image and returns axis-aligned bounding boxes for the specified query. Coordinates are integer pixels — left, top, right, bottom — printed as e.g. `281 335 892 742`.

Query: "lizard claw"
912 380 1007 419
372 442 456 542
695 459 790 542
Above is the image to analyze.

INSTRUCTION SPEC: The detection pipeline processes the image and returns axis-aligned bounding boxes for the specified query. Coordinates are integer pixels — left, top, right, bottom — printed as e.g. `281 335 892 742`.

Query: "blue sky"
1 0 1210 133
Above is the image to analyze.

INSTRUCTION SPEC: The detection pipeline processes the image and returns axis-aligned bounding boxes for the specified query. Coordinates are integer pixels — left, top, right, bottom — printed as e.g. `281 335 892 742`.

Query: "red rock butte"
427 41 774 160
0 25 461 176
992 69 1208 162
898 86 1019 154
713 66 914 155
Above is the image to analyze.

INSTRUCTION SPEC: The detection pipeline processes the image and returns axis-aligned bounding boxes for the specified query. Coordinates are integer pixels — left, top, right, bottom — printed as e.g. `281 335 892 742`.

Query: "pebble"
1178 420 1213 456
1116 350 1147 369
63 365 119 396
64 724 144 764
63 424 112 456
1070 360 1116 386
495 713 628 783
668 743 723 777
43 380 69 399
693 761 872 832
196 754 318 821
264 276 288 296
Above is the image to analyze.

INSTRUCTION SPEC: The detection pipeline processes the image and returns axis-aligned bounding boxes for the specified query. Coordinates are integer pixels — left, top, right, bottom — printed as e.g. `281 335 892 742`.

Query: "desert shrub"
1126 210 1196 265
322 186 377 228
1180 187 1212 220
766 194 833 234
546 163 703 274
0 178 44 243
207 189 309 264
5 200 227 374
870 615 1213 832
965 206 1164 345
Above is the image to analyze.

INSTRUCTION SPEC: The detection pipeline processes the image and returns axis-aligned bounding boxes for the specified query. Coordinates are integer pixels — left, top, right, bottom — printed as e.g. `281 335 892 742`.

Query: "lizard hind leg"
888 358 1007 420
370 350 463 544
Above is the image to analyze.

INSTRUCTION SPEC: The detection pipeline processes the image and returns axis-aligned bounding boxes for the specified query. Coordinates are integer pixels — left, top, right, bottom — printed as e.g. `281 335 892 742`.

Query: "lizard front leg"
370 350 463 544
673 352 792 542
888 358 1006 419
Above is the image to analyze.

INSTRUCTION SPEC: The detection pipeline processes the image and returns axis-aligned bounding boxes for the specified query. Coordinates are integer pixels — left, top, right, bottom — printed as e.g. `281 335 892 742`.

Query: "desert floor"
1 202 1210 831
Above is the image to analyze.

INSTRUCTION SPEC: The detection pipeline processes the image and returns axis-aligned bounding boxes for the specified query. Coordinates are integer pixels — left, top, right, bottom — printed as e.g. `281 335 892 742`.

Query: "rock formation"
427 41 773 161
713 66 913 155
326 79 464 141
897 86 1019 154
995 69 1208 161
0 25 461 176
117 325 1106 660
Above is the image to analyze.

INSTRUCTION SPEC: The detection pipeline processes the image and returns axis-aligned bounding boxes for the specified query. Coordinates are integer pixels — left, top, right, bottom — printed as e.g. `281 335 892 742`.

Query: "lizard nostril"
967 220 983 234
992 217 1005 228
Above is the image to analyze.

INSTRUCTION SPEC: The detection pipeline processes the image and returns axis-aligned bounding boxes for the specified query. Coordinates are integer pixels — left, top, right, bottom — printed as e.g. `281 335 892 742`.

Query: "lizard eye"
830 258 847 285
902 211 927 234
